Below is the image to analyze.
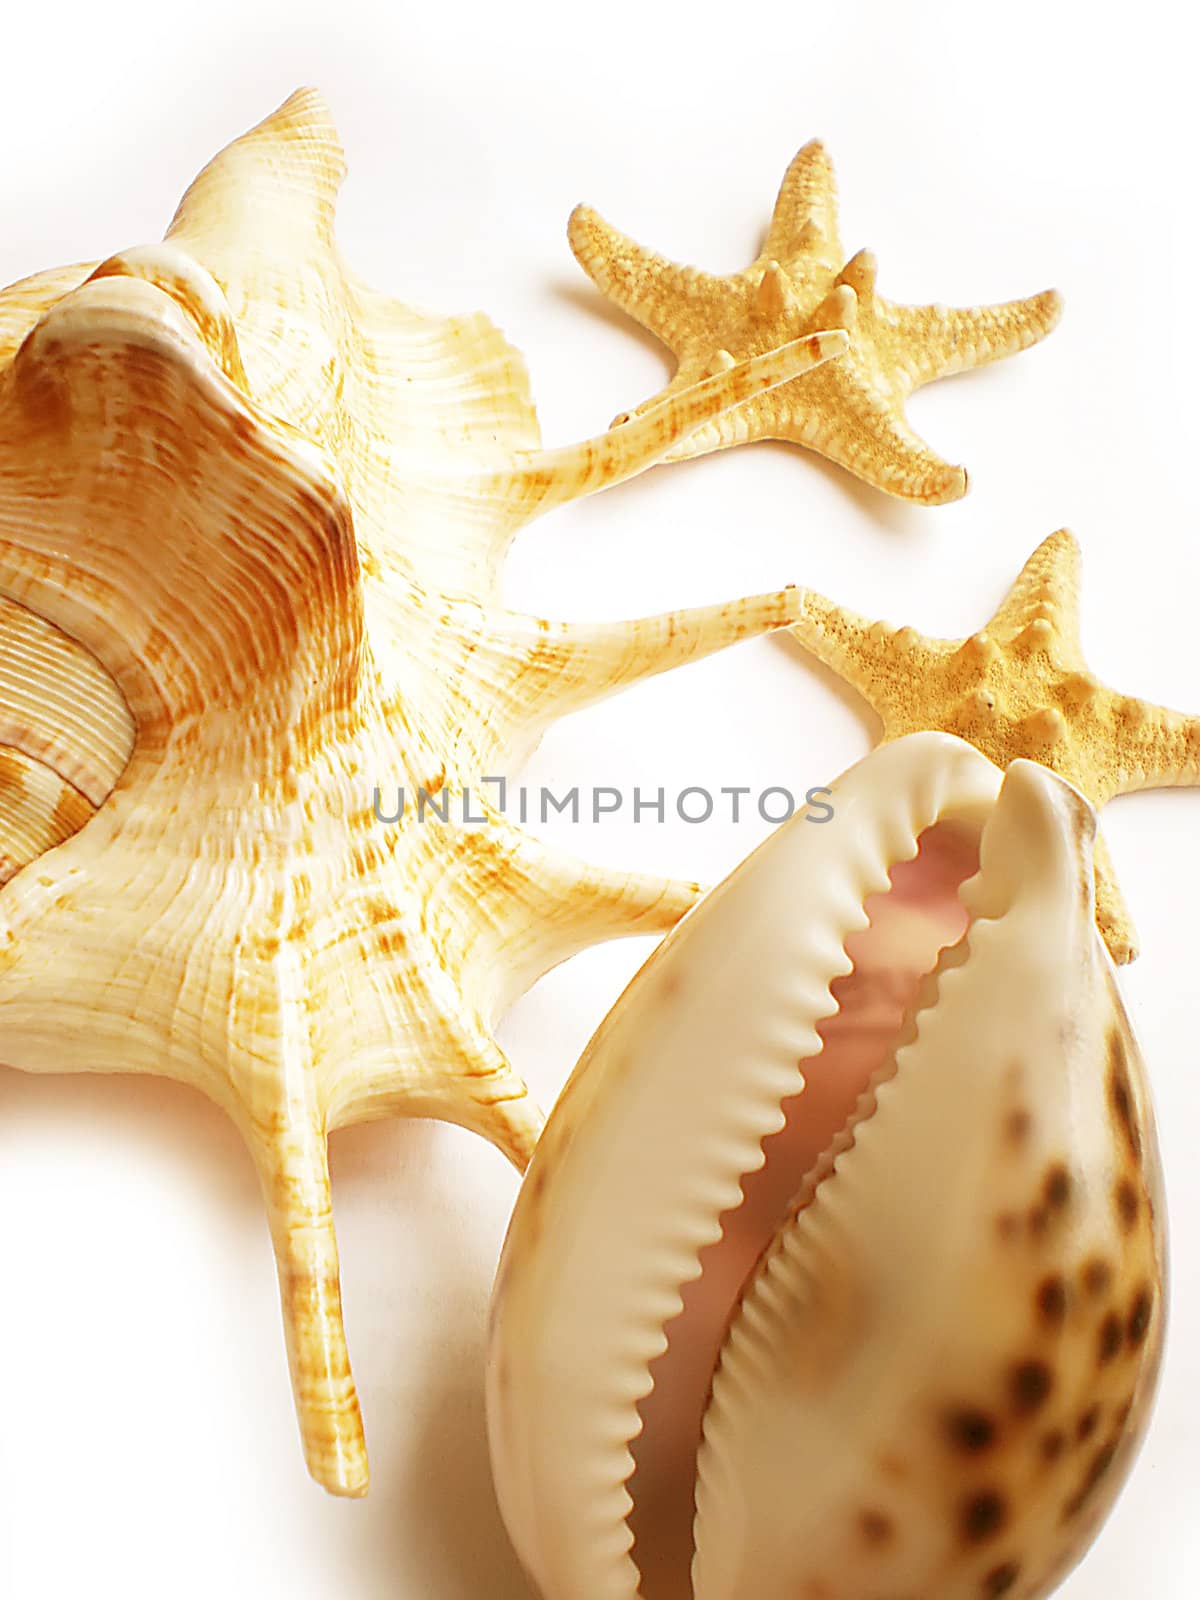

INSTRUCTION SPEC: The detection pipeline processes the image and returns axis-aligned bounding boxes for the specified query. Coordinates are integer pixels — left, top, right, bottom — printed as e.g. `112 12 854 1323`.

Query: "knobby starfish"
569 139 1062 504
0 90 847 1495
792 529 1200 963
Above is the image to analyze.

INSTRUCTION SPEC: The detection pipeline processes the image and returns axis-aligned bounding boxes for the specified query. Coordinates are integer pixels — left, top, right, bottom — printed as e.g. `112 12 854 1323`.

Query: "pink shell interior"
627 818 983 1596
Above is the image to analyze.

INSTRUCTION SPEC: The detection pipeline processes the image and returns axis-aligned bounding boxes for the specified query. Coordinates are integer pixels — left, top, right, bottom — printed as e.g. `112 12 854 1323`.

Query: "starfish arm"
762 140 842 267
791 590 944 718
986 529 1084 661
780 381 968 504
480 330 847 521
1092 827 1139 965
886 288 1062 387
568 204 726 346
1104 694 1200 797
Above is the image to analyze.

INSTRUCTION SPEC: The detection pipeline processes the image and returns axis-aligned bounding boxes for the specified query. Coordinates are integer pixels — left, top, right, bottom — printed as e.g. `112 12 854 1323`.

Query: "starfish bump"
569 140 1062 504
792 529 1200 962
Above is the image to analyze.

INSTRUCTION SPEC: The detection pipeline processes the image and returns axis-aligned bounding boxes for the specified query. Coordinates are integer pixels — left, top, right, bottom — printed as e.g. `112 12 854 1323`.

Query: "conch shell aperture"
0 89 847 1495
487 732 1166 1600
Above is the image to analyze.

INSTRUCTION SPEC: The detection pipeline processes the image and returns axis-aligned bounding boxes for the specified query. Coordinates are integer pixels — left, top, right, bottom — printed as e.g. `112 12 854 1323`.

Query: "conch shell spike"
495 330 848 519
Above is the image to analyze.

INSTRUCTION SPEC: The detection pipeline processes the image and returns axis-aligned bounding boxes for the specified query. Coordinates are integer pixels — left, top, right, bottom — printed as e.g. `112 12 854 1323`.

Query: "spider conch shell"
0 90 846 1494
487 732 1166 1600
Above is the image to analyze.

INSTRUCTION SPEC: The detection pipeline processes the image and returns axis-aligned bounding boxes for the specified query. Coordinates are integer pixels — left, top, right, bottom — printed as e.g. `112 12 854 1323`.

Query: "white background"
0 2 1197 1597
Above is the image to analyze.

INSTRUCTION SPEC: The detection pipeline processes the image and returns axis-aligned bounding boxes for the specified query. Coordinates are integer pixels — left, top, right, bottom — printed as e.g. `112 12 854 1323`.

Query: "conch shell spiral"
487 732 1166 1600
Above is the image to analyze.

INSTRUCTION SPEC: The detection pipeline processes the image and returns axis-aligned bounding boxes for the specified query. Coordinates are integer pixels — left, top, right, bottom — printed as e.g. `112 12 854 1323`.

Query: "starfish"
569 139 1062 504
0 90 845 1496
791 529 1200 963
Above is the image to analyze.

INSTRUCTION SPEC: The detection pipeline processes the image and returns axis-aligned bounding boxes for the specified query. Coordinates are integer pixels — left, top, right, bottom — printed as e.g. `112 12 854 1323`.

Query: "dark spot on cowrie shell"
1082 1258 1113 1298
1043 1164 1072 1210
1063 1439 1120 1521
1006 1109 1032 1145
1076 1404 1102 1443
996 1212 1021 1241
946 1408 998 1455
983 1563 1022 1597
1041 1428 1067 1463
859 1509 894 1547
1127 1285 1154 1348
1036 1274 1068 1326
1097 1312 1123 1366
1107 1029 1142 1162
1028 1205 1051 1237
1010 1359 1055 1416
1114 1178 1140 1231
962 1490 1009 1543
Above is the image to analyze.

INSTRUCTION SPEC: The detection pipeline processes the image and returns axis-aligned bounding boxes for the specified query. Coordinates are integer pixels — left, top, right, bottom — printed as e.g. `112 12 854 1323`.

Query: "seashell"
487 732 1166 1599
0 88 847 1495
